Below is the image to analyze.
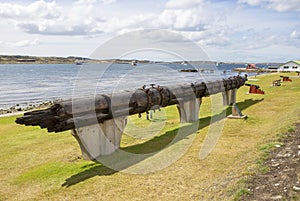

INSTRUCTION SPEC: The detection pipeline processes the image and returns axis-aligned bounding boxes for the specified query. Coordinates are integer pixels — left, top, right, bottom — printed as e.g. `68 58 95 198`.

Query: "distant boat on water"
75 59 84 65
179 69 198 72
131 60 137 66
181 61 188 66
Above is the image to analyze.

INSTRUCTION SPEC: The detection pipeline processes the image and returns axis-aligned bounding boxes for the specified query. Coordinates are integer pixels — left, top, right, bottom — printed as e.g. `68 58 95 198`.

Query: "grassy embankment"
0 73 299 200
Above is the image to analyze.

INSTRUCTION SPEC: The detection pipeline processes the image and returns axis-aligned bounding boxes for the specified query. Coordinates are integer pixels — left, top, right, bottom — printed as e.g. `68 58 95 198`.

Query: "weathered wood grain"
15 76 247 132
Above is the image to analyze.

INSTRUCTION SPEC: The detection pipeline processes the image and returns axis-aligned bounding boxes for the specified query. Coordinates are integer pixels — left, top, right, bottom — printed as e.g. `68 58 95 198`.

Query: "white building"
278 60 300 72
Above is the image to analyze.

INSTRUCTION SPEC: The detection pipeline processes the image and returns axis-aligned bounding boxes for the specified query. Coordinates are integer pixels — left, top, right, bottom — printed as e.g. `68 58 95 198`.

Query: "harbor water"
0 62 263 109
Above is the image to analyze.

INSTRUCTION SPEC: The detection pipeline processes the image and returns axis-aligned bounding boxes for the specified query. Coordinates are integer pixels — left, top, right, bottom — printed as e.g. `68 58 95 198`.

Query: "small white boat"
131 60 137 66
181 61 187 66
75 59 84 65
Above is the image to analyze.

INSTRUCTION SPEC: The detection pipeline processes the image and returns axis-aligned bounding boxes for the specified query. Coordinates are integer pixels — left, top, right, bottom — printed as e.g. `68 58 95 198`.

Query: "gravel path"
241 124 300 200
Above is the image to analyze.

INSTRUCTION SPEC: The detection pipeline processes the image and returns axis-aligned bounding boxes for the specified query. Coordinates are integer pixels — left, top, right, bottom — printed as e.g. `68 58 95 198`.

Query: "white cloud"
101 0 116 5
0 0 218 41
290 30 300 39
238 0 264 6
74 0 98 5
157 0 212 31
0 0 110 36
5 39 41 47
165 0 205 9
157 8 206 31
0 0 215 37
91 0 213 37
0 0 299 62
0 0 61 20
266 0 300 12
17 21 98 36
238 0 300 12
74 0 116 6
181 25 231 47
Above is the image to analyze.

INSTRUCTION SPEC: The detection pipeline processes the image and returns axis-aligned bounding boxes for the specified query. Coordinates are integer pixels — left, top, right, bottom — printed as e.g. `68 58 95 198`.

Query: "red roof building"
246 64 257 69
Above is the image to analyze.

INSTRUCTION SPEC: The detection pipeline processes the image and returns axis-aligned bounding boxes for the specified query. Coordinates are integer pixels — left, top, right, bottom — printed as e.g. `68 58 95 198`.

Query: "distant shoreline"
0 55 101 64
0 100 57 116
0 55 282 65
0 111 26 118
0 55 150 65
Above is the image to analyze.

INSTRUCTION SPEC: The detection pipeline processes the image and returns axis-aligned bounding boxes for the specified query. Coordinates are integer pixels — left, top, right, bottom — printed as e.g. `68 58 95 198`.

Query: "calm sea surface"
0 63 259 109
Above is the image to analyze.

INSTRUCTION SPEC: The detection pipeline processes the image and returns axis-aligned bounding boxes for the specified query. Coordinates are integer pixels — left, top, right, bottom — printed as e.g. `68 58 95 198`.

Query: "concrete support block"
228 103 247 119
222 89 237 106
177 98 201 123
230 88 237 105
71 117 127 160
222 90 230 106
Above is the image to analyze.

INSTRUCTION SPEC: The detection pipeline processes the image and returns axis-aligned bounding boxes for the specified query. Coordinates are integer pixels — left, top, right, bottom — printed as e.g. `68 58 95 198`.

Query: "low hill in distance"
0 55 152 64
0 55 93 64
0 55 281 67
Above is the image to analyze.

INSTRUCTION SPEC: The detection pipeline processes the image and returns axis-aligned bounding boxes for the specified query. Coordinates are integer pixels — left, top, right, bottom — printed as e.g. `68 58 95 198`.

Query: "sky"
0 0 299 62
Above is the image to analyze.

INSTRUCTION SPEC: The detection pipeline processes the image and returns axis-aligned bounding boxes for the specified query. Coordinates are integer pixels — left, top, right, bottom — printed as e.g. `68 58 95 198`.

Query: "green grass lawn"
0 73 299 200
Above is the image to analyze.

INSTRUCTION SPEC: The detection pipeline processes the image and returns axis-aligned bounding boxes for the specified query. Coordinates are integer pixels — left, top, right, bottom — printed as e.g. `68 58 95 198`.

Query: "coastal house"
278 60 300 72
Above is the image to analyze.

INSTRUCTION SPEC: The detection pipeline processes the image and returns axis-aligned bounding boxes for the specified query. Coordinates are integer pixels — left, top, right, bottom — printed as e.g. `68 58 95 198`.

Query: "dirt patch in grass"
241 124 300 200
